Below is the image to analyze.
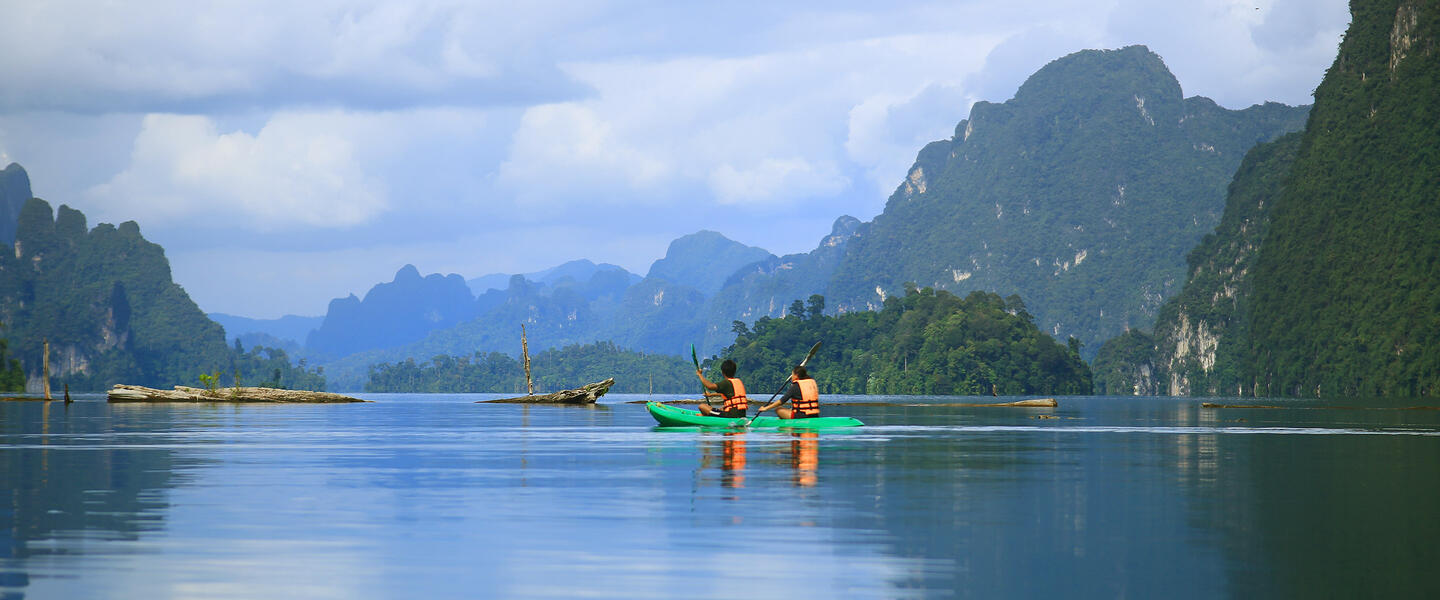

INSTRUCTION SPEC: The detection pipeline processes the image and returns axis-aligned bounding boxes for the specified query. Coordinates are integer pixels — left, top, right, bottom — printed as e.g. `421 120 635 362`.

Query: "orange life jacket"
793 378 820 416
722 377 748 412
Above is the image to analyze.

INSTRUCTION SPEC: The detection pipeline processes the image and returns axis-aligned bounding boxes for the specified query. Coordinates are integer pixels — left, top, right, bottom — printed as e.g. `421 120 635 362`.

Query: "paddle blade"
691 345 700 369
800 341 822 367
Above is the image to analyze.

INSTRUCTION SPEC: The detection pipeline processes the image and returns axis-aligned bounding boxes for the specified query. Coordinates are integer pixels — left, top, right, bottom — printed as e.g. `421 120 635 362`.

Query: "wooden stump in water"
478 378 615 404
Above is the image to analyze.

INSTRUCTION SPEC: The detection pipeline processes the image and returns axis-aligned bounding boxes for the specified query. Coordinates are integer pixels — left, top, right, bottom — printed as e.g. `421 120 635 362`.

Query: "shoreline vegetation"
365 290 1093 396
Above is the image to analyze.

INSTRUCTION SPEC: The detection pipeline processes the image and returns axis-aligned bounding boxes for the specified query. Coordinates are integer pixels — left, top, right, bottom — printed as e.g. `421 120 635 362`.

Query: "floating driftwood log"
108 384 367 403
478 378 615 404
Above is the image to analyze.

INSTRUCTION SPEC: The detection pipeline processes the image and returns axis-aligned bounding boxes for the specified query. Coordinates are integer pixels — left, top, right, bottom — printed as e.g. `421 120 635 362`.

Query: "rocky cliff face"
1143 133 1302 396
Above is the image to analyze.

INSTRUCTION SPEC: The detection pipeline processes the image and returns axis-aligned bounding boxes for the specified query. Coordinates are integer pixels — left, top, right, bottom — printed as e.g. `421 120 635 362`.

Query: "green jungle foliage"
0 336 25 391
364 341 694 393
1092 133 1304 396
232 340 326 391
0 198 324 391
711 289 1092 396
1091 329 1159 396
826 46 1309 359
1244 0 1440 397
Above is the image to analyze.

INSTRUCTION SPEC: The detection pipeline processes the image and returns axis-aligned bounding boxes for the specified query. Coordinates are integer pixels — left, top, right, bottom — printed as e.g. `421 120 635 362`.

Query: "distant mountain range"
18 36 1416 397
269 44 1313 389
466 259 641 297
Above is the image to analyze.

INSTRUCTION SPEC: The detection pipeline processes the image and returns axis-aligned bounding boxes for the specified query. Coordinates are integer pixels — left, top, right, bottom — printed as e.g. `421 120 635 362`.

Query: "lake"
3 394 1438 599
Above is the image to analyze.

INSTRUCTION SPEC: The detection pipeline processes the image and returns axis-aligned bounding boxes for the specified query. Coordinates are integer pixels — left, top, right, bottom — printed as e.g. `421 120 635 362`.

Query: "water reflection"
696 431 747 490
1 401 196 600
790 431 818 487
2 394 1437 599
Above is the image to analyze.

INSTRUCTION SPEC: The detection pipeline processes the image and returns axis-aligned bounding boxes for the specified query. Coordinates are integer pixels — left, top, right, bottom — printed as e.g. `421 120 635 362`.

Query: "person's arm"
696 369 719 391
758 379 797 413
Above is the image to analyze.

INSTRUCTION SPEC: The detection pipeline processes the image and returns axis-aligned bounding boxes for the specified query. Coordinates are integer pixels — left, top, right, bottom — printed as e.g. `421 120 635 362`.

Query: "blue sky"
0 0 1349 318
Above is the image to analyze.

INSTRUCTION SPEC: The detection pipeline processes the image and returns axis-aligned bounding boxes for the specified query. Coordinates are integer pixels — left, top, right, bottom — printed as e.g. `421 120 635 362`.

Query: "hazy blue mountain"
465 259 640 296
315 231 768 389
305 264 478 359
318 273 608 390
826 45 1309 358
702 215 864 347
1 163 33 246
209 313 323 347
644 230 774 296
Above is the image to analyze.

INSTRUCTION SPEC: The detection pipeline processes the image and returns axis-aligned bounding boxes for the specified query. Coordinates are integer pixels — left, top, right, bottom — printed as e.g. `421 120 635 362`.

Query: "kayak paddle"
738 341 821 427
691 344 703 401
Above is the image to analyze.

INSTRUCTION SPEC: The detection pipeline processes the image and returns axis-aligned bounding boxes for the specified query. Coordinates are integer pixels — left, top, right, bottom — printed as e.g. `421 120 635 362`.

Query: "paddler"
695 359 748 417
755 365 821 419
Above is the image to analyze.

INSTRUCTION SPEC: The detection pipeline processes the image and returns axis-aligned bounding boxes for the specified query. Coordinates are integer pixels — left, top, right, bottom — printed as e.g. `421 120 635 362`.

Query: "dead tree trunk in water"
42 339 51 400
521 324 534 395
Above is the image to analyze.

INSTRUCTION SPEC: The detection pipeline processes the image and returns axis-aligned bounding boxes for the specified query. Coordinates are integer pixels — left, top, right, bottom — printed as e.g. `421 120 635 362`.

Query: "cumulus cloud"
0 0 1355 318
87 113 386 230
0 0 590 113
708 159 848 205
499 30 1003 211
1106 0 1348 107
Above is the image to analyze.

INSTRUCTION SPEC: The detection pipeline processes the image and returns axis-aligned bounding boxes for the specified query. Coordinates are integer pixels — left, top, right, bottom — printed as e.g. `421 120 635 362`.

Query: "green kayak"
646 401 863 428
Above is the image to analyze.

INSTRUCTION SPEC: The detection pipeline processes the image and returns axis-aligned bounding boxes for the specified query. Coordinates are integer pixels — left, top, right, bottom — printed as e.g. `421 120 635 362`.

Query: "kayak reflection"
791 431 818 487
697 431 747 489
693 430 821 488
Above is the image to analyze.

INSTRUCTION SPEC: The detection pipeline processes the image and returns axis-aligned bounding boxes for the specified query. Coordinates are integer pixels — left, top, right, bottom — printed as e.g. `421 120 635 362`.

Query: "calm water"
3 394 1439 599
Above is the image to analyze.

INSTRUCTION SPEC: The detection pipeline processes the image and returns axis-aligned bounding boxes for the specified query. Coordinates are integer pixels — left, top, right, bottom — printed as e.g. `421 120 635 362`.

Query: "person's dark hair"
792 365 809 379
721 359 737 377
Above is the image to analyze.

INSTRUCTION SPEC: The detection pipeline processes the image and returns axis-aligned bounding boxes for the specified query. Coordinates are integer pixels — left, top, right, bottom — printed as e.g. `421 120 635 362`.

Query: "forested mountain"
1092 133 1303 395
1243 0 1439 397
1095 0 1440 399
0 163 31 246
0 195 323 390
826 46 1309 357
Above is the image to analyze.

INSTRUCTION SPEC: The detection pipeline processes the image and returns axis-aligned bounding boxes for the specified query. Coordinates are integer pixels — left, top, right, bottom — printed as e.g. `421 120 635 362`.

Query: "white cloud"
1106 0 1348 107
499 30 1004 211
708 158 848 205
0 0 589 113
87 113 385 230
497 103 670 202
